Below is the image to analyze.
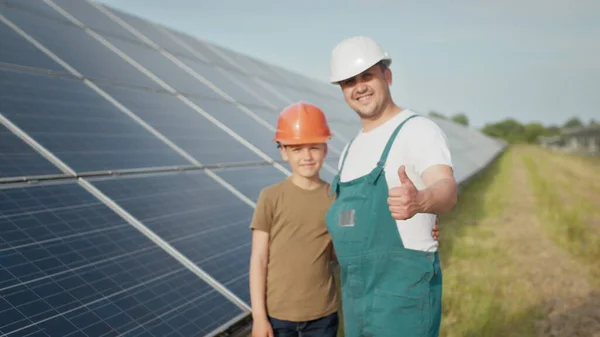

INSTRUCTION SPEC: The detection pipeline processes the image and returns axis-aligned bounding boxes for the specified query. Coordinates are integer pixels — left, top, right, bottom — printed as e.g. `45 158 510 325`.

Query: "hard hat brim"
330 58 392 84
274 135 332 146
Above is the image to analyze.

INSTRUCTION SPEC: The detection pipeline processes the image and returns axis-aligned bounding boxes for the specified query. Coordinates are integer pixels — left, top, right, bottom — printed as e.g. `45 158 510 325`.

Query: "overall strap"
329 137 355 196
367 114 420 184
338 137 355 174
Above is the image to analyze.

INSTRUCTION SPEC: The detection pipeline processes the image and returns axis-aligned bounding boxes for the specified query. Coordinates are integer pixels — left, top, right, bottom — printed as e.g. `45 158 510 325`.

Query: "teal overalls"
326 115 442 337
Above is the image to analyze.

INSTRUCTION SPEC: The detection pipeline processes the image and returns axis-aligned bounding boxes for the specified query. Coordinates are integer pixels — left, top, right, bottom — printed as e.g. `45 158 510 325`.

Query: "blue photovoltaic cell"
182 59 270 108
210 45 282 83
101 36 226 101
206 68 290 110
0 14 64 72
160 28 243 71
97 84 266 165
188 97 283 160
102 6 199 60
0 67 190 172
50 0 141 42
215 165 288 202
91 172 255 305
1 0 65 21
0 123 63 179
0 7 163 90
0 182 243 337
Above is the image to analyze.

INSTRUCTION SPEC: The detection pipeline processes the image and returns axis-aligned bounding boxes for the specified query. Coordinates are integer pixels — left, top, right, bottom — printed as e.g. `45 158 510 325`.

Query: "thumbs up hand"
388 165 420 220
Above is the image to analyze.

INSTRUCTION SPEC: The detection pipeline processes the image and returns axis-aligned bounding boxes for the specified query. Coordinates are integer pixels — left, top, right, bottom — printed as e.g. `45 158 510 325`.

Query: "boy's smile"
280 143 328 179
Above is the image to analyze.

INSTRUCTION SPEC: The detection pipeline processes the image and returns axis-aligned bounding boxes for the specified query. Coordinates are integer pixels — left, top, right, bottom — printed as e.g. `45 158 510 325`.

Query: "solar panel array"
0 1 507 336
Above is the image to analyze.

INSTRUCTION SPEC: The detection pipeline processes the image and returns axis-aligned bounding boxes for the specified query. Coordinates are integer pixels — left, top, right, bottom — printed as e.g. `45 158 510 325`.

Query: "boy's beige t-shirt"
250 177 338 322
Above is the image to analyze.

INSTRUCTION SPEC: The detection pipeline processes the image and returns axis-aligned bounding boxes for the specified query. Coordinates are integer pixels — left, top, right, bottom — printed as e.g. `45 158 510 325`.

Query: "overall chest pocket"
327 193 371 245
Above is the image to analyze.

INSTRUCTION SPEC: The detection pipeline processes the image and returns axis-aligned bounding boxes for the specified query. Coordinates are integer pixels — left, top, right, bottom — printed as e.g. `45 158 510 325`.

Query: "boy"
249 102 440 337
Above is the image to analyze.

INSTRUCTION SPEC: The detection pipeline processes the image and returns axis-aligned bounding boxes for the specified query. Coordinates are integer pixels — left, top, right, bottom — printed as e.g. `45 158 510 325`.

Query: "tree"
451 113 469 126
563 117 583 129
523 122 546 143
428 111 447 120
481 118 526 143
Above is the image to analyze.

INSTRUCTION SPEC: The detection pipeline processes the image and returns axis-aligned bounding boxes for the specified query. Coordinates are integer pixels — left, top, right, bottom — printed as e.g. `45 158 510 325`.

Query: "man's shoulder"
403 112 445 134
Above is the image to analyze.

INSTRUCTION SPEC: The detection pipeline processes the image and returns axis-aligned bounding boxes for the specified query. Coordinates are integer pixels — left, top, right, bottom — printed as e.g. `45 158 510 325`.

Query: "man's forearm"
417 178 457 214
249 258 268 321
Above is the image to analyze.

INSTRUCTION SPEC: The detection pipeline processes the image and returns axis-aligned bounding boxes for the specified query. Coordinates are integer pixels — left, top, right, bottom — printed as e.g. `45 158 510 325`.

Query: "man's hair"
377 60 389 72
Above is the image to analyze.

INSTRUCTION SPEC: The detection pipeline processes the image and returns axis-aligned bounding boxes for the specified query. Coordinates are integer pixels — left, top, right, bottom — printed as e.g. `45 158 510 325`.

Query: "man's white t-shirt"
337 109 453 252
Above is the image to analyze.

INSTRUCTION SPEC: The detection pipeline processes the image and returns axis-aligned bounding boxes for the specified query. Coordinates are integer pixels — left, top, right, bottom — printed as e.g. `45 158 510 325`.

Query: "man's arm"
388 119 457 220
417 164 457 214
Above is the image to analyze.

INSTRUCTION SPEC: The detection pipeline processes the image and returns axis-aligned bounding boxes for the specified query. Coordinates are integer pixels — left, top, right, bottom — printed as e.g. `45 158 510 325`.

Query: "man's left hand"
388 165 421 220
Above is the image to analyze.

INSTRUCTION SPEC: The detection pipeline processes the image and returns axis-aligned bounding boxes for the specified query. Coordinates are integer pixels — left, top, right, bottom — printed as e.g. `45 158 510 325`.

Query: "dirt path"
510 147 600 337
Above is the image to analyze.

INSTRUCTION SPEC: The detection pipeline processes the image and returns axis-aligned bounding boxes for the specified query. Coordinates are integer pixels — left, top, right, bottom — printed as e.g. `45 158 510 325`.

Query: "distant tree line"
428 111 597 144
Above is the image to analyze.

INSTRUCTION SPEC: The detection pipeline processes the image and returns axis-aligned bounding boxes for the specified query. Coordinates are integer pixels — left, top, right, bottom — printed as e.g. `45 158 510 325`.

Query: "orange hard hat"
273 102 333 145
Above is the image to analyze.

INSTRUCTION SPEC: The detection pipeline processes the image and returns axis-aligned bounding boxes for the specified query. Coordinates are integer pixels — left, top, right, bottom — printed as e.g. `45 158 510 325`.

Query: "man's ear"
384 67 392 86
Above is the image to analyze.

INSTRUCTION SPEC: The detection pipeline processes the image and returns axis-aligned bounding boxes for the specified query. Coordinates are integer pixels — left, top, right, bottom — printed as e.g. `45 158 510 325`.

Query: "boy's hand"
252 318 274 337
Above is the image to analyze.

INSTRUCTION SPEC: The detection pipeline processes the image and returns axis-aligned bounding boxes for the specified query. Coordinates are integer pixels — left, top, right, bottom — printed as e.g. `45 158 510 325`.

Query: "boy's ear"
279 145 288 161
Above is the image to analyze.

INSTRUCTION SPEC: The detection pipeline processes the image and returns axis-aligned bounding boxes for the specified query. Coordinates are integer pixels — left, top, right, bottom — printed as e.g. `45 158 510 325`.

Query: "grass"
519 145 600 284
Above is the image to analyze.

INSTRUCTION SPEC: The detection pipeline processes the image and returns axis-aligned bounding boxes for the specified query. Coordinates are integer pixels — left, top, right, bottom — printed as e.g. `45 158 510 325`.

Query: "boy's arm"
249 229 270 322
248 189 274 331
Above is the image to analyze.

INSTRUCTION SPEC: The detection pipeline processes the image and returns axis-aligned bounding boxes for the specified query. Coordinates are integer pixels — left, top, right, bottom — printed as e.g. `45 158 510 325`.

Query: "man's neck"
361 103 404 133
290 174 323 190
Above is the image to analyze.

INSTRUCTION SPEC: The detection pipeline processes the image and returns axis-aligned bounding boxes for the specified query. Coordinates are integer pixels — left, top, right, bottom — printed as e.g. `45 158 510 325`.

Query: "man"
325 36 458 337
248 102 442 337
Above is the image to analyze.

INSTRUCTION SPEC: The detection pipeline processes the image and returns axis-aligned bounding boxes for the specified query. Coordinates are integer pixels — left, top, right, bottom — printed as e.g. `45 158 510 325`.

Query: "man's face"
338 64 392 120
279 143 328 178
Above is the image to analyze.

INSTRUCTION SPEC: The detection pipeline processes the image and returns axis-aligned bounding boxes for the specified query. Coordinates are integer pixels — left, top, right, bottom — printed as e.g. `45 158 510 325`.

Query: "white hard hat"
329 35 392 84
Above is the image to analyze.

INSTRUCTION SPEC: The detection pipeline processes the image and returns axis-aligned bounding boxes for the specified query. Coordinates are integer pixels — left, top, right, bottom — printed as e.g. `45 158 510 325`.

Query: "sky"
97 0 600 128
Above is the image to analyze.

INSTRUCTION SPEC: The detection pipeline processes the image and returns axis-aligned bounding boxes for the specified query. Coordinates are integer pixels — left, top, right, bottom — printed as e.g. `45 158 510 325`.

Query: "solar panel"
101 35 226 101
0 123 63 180
49 0 141 42
96 84 267 166
214 165 289 203
0 14 65 73
90 172 255 305
0 67 190 173
1 6 163 90
0 0 508 335
187 97 283 160
0 181 244 337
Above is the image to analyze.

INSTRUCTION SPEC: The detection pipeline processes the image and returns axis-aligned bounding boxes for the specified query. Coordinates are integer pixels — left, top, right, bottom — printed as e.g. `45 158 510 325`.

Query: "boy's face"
279 143 328 178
